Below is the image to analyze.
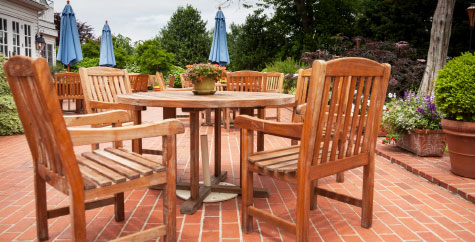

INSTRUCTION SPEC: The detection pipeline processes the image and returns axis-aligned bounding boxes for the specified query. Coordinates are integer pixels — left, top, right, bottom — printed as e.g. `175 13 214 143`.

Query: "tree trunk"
294 0 312 33
419 0 456 96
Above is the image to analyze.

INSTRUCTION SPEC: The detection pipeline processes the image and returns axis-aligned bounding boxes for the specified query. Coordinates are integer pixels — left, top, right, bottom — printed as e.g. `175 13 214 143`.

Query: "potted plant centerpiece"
435 52 475 178
184 63 226 95
381 91 446 156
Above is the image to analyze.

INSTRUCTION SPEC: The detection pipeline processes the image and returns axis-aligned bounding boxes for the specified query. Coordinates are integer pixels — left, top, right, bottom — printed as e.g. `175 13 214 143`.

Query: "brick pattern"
0 107 473 241
376 142 475 204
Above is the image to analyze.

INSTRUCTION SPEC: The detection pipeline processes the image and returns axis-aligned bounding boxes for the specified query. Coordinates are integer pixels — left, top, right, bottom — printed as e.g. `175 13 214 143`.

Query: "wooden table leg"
189 111 200 200
257 107 265 152
214 108 221 177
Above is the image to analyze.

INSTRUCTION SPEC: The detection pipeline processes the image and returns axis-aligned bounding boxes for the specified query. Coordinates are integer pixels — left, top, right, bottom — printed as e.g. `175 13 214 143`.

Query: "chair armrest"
234 115 302 140
64 110 130 127
89 101 146 111
296 104 306 116
68 119 185 146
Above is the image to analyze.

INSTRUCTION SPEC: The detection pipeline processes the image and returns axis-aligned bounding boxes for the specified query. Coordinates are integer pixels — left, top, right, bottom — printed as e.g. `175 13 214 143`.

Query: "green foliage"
264 58 304 94
135 39 175 75
382 91 442 141
81 37 100 58
0 54 23 135
112 34 135 69
435 52 475 122
184 64 226 83
228 11 281 71
160 5 210 67
75 57 100 69
112 34 135 55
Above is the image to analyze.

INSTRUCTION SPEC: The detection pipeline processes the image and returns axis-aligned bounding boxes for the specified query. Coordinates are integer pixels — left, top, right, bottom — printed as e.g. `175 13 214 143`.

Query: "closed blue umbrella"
208 7 229 66
99 21 116 67
56 0 82 70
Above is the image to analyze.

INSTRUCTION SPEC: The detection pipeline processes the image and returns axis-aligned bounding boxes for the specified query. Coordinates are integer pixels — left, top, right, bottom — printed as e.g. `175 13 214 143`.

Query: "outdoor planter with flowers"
435 52 475 178
184 63 226 95
381 91 445 157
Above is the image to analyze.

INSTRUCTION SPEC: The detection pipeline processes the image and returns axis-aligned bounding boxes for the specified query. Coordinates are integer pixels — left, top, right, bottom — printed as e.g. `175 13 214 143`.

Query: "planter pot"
192 78 216 95
441 119 475 178
396 129 446 157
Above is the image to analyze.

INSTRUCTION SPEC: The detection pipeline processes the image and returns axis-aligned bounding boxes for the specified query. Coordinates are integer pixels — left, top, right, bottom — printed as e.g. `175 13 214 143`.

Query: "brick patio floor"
0 107 474 241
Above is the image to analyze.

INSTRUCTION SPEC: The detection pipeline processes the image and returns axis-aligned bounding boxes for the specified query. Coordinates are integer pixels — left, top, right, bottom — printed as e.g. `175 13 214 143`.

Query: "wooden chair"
4 56 184 242
54 72 84 113
79 66 151 155
235 58 390 241
264 72 284 121
129 73 150 92
180 73 193 88
156 72 191 92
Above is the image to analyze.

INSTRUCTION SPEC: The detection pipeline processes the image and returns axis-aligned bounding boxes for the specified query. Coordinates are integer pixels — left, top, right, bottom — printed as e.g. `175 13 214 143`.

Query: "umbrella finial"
106 20 108 24
218 6 222 10
67 0 70 4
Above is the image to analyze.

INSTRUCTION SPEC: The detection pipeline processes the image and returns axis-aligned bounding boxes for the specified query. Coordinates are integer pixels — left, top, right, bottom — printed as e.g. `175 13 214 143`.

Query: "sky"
53 0 267 43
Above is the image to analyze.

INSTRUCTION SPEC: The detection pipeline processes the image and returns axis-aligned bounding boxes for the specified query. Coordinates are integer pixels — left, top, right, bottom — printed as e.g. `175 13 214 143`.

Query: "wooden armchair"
54 72 84 113
180 73 193 88
79 66 154 155
264 72 284 121
129 73 150 92
4 56 184 242
235 58 390 241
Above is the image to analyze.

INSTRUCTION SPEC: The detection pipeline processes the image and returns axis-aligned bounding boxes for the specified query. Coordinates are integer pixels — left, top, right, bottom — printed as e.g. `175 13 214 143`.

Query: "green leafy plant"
435 52 475 122
381 91 442 144
184 63 226 84
0 54 23 135
264 58 305 94
165 65 186 88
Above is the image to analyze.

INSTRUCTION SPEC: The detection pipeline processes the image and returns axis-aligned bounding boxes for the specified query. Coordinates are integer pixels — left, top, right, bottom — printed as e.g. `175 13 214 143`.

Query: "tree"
54 12 95 45
227 11 281 70
113 34 135 56
81 37 100 58
160 5 211 67
419 0 456 96
135 39 175 74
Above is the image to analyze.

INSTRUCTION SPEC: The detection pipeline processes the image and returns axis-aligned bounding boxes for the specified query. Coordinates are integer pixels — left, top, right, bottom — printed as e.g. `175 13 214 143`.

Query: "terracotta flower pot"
192 77 216 95
396 129 446 157
441 119 475 178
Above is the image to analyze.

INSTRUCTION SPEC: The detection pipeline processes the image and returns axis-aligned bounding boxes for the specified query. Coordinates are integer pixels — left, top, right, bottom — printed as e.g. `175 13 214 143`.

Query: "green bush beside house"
0 54 23 136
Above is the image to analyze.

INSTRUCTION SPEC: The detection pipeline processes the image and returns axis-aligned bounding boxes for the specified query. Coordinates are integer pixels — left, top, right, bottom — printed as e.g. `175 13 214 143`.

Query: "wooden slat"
105 148 164 171
76 155 127 183
94 150 153 175
78 163 112 187
81 152 140 179
248 146 300 162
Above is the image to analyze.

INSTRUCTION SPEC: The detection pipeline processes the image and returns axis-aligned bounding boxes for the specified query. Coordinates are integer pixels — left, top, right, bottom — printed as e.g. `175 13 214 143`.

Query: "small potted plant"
381 91 445 156
435 52 475 178
184 63 226 95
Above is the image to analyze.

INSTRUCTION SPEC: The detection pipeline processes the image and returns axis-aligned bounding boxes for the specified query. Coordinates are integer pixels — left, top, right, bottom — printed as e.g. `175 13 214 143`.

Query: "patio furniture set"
3 56 390 242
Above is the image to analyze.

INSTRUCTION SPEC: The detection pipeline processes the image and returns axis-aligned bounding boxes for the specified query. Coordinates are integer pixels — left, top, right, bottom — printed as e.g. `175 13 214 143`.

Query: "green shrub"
0 54 23 135
165 65 186 88
435 52 475 122
264 58 305 94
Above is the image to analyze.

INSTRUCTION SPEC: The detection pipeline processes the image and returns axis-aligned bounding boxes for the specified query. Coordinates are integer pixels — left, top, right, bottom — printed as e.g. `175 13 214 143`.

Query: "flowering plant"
184 63 226 84
381 91 442 144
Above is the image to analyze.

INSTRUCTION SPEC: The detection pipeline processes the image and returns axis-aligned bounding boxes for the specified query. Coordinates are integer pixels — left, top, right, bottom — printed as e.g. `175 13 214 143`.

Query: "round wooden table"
117 91 295 214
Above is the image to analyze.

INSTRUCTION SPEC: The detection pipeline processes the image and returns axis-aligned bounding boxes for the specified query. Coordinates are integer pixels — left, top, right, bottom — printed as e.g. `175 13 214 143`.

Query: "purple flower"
417 107 425 114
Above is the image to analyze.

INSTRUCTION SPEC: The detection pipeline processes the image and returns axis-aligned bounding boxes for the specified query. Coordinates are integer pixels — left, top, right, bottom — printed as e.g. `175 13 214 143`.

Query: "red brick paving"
0 107 473 241
376 141 475 204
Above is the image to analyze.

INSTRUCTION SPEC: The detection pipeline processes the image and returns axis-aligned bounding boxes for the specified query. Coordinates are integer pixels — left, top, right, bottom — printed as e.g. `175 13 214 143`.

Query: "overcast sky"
53 0 266 43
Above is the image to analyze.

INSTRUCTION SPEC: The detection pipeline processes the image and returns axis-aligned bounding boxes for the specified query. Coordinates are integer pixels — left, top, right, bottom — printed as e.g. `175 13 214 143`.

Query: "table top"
117 91 295 108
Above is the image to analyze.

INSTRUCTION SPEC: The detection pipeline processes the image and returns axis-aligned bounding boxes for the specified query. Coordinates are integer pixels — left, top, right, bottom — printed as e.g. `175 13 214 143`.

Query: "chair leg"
361 162 374 228
69 196 86 242
34 173 48 241
163 135 177 242
241 129 254 233
114 193 125 222
336 172 344 183
276 108 281 122
225 108 230 132
295 178 311 242
309 180 318 210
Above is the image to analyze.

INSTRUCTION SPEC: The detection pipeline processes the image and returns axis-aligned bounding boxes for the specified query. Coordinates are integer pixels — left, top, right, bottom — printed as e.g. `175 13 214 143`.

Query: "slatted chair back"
79 66 132 114
4 56 84 201
226 71 266 92
129 73 149 92
54 72 83 100
148 74 157 87
265 72 284 93
180 73 193 88
154 72 166 91
292 68 312 123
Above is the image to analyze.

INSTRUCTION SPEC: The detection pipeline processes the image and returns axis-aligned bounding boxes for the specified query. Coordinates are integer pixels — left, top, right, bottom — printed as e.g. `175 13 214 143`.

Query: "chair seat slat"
76 155 127 183
81 152 140 179
94 150 154 175
105 148 164 171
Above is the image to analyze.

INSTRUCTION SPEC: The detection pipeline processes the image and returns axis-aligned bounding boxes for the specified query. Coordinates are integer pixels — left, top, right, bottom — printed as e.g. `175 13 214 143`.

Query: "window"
24 24 31 57
0 18 7 57
46 44 53 65
12 21 20 56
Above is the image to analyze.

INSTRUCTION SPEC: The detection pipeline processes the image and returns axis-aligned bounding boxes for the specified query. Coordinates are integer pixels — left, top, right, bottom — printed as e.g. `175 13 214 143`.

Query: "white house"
0 0 58 66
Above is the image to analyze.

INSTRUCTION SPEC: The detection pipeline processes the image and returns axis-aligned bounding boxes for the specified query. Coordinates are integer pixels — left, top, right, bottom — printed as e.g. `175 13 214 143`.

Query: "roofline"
8 0 49 11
